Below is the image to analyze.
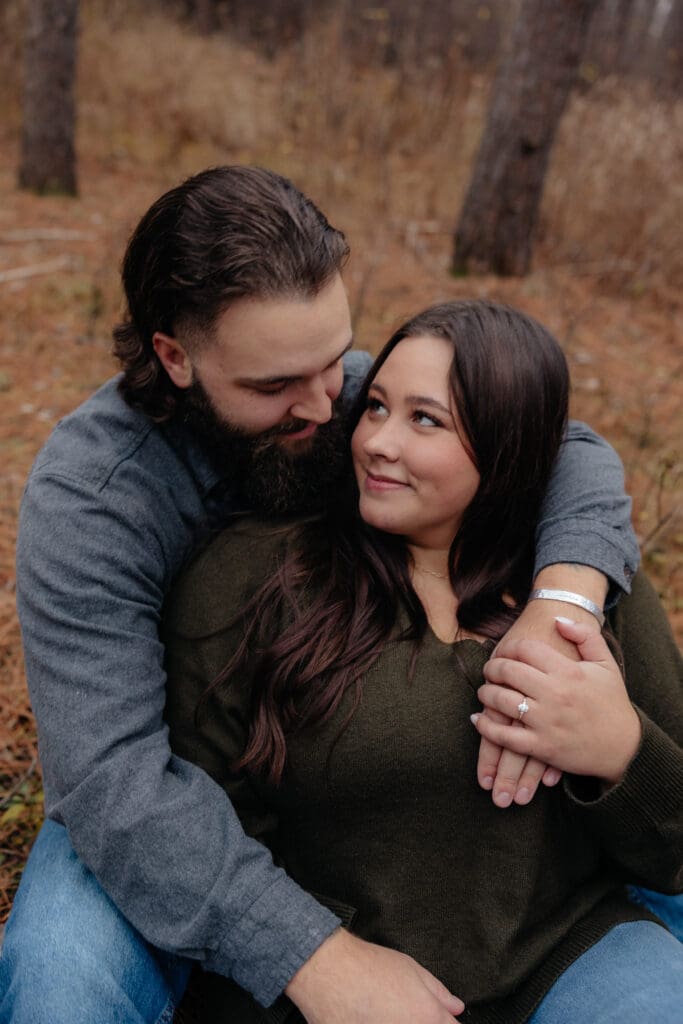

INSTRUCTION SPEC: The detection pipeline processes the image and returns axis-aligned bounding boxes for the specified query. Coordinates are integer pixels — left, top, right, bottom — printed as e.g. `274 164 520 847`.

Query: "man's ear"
152 332 193 389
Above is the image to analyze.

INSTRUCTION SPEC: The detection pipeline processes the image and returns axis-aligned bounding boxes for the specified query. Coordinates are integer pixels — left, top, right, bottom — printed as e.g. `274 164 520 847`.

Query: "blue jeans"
0 821 192 1024
2 822 683 1023
529 921 683 1023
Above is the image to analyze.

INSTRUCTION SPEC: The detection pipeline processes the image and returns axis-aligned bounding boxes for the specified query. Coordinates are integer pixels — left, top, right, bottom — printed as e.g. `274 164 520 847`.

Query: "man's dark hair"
112 166 349 420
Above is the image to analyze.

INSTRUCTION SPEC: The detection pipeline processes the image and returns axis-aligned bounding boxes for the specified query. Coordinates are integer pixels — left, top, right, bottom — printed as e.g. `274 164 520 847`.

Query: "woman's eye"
414 410 441 427
366 396 388 416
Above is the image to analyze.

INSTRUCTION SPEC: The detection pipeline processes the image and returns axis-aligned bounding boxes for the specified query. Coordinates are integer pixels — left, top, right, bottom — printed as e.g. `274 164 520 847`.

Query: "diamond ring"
517 699 530 721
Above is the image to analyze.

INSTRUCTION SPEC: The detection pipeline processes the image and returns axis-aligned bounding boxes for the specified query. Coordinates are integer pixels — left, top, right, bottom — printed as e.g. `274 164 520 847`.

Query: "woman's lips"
365 471 407 491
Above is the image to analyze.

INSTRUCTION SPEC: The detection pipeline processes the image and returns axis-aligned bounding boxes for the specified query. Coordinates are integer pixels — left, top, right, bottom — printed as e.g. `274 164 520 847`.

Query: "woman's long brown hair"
205 300 570 784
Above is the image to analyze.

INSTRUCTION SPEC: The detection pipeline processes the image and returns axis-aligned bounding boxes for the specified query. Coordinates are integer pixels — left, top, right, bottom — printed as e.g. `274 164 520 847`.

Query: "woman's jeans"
1 820 682 1024
528 922 683 1023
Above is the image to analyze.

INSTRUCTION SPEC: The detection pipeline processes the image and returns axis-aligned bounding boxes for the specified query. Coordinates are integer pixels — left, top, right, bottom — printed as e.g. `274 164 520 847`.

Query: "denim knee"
530 921 683 1024
628 885 683 943
0 821 190 1024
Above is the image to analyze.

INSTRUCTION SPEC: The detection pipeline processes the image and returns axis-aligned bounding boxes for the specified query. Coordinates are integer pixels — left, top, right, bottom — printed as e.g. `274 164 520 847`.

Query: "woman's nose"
363 418 400 461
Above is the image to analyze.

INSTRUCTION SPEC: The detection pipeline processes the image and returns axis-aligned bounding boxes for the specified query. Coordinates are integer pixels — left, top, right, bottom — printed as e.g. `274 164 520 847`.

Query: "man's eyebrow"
368 381 453 418
238 339 354 388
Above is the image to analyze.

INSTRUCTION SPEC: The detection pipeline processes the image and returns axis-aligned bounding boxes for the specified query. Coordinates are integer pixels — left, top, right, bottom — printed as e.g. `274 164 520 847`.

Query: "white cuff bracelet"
529 588 605 627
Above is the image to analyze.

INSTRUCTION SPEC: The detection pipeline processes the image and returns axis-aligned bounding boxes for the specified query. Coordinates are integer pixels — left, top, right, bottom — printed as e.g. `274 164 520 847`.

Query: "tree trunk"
19 0 78 196
195 0 218 36
453 0 599 277
585 0 637 74
656 0 683 91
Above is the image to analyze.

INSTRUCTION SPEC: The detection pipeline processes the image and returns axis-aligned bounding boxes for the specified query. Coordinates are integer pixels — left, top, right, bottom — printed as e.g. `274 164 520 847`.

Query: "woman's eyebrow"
369 382 452 418
407 395 452 416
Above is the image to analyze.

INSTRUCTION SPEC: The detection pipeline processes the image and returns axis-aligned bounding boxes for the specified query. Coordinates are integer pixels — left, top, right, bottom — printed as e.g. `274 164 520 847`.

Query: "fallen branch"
0 229 96 243
0 756 38 813
0 258 71 284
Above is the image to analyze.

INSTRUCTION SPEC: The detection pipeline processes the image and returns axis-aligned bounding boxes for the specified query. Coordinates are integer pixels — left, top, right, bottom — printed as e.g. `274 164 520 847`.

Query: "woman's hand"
475 566 609 806
472 618 642 786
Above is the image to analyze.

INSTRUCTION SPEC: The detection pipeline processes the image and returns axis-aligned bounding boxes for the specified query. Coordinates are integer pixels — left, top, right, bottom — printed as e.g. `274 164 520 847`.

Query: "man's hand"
476 565 608 807
286 929 464 1023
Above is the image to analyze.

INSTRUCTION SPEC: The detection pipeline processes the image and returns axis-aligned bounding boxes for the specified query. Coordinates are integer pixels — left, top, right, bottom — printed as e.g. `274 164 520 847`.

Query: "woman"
164 300 683 1023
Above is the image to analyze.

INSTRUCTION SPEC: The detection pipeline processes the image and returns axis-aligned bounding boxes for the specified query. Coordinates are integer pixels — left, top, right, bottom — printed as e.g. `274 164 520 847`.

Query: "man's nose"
290 374 335 424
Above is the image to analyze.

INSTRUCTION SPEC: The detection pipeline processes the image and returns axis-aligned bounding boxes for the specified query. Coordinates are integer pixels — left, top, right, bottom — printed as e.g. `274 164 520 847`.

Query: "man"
0 166 642 1023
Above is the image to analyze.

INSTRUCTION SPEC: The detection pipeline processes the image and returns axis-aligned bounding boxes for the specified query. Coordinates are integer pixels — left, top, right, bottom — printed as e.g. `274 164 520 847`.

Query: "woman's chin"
358 503 404 536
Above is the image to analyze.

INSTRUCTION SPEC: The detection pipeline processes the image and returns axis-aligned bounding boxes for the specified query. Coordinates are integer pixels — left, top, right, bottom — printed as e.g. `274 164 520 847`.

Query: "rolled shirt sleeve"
535 421 639 600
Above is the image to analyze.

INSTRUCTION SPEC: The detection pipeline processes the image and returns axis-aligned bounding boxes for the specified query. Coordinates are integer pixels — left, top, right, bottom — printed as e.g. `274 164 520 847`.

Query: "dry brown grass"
0 1 681 922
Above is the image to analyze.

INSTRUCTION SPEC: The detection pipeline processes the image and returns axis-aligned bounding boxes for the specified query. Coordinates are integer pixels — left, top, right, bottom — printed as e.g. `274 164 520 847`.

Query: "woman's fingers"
482 654 551 701
473 619 617 799
477 681 536 722
552 616 611 664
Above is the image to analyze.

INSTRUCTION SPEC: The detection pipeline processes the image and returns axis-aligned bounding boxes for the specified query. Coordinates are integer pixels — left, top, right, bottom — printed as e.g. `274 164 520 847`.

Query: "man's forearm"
536 421 638 598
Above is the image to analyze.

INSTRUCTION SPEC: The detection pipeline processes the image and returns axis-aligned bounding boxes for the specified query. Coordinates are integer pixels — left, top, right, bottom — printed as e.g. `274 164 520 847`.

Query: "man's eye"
253 383 288 395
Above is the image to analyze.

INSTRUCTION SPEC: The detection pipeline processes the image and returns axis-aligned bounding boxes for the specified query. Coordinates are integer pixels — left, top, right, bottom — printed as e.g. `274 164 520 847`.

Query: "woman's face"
351 334 480 550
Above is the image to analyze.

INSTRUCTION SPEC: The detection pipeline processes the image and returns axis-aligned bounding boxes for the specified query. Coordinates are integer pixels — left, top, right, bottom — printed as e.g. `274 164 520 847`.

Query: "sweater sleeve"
534 421 639 599
563 572 683 891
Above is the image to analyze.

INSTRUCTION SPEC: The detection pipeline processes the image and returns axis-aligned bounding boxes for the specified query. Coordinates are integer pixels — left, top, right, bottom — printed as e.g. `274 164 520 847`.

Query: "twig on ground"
0 229 96 243
0 757 38 812
0 258 71 284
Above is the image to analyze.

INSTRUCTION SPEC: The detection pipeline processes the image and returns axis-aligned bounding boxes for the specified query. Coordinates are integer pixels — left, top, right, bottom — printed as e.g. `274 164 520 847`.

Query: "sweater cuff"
564 709 683 834
209 872 341 1007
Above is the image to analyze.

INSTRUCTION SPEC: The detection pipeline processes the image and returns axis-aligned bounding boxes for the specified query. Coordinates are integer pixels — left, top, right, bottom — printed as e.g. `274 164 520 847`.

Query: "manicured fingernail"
515 787 531 804
482 775 494 790
470 713 480 725
554 615 576 625
495 791 512 808
545 769 561 785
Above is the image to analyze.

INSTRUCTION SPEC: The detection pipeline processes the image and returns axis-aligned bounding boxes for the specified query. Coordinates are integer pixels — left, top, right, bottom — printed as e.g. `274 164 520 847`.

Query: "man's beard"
181 380 351 517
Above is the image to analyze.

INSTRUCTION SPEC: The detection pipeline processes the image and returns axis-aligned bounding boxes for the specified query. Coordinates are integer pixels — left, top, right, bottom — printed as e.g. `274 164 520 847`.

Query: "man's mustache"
268 417 313 437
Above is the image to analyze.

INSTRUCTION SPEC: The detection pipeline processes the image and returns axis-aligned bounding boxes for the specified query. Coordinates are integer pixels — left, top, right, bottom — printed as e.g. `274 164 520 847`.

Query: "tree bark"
195 0 218 36
585 0 637 74
453 0 599 277
19 0 78 196
657 0 683 91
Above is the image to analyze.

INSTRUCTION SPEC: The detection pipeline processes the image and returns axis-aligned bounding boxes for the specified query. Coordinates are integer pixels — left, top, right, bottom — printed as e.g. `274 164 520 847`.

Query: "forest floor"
0 5 681 926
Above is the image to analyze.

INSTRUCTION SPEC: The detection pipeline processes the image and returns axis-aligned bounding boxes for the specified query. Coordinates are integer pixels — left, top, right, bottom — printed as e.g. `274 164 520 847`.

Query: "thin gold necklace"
412 564 448 580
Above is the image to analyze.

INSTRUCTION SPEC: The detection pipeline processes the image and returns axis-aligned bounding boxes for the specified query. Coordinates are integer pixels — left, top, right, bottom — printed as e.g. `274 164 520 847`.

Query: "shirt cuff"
209 872 341 1007
533 521 638 607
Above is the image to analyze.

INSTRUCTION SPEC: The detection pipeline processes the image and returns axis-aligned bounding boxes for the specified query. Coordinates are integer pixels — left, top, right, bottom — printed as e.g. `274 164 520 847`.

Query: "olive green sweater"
164 522 683 1024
